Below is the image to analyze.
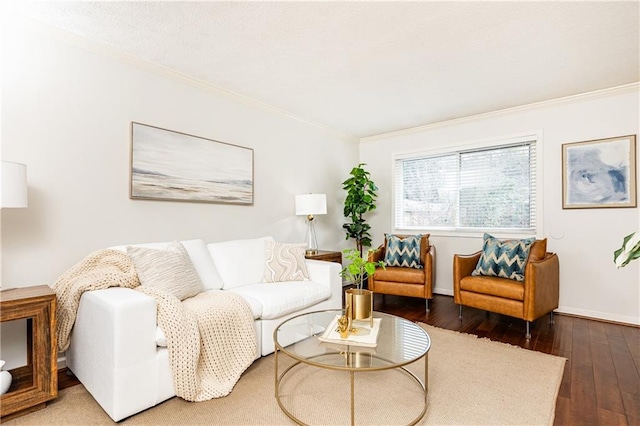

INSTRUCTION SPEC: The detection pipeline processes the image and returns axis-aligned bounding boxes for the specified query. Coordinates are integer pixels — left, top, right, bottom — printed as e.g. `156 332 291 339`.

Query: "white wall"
360 86 640 325
0 18 359 369
1 18 358 291
1 16 638 372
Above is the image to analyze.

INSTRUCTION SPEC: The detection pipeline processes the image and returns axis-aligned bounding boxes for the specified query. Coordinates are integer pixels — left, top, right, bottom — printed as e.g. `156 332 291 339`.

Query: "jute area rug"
6 324 566 426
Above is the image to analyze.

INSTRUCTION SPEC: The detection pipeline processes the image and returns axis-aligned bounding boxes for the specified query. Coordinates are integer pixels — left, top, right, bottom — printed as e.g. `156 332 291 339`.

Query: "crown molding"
13 14 359 144
362 82 640 143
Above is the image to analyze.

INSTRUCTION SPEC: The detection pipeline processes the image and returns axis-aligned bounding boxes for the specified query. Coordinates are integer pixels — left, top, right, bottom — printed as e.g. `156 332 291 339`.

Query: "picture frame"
562 134 636 209
130 122 254 205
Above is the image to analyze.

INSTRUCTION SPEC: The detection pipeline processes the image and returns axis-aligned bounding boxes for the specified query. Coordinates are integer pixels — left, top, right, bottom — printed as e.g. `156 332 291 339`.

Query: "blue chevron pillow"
384 234 423 269
472 233 535 282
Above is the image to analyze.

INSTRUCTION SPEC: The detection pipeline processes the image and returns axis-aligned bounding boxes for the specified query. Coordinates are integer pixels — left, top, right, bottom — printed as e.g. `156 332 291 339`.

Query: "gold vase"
345 289 373 327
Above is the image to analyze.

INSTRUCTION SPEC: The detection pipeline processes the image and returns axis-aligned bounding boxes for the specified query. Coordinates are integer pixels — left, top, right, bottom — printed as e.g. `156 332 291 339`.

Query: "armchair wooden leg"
458 305 463 320
425 299 430 312
549 311 555 324
525 321 531 340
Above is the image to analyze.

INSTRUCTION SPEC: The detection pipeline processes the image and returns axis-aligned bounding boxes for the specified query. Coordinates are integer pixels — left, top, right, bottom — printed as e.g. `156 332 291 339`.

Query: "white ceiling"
7 1 640 139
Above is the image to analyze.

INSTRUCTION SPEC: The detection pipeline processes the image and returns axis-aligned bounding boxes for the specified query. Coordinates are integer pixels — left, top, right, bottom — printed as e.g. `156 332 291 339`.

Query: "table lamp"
295 193 327 255
1 161 28 209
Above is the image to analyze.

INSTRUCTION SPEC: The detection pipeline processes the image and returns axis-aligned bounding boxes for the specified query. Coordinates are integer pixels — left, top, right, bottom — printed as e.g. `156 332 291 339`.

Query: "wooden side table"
305 250 342 264
0 285 57 421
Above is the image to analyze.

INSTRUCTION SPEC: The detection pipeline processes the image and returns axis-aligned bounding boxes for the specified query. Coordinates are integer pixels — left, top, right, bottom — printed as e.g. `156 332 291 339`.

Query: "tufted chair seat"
459 275 525 301
373 266 426 284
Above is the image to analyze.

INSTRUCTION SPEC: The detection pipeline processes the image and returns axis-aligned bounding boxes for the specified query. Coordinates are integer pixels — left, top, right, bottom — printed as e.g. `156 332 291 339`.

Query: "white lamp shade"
295 193 327 216
1 161 28 208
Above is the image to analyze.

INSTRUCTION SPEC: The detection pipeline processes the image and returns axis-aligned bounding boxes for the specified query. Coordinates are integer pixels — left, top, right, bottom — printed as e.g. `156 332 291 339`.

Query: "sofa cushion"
384 234 423 269
460 275 525 301
207 236 275 289
373 266 425 284
201 289 262 319
110 239 224 290
472 233 535 282
263 241 309 283
228 281 330 320
156 326 167 347
127 241 204 300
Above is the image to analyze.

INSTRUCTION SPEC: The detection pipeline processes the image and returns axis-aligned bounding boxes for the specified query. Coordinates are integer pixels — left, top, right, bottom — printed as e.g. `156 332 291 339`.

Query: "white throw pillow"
127 241 204 300
263 241 309 283
180 239 225 290
207 236 274 289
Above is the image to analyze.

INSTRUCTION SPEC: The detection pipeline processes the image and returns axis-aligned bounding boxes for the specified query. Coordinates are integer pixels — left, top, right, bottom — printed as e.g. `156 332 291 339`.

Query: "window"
394 136 538 234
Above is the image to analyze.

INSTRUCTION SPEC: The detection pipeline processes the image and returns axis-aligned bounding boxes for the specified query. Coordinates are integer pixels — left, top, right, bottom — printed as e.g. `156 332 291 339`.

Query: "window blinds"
394 139 537 233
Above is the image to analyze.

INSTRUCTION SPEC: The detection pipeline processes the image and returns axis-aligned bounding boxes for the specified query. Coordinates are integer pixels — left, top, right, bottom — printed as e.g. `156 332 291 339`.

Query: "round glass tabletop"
274 309 430 371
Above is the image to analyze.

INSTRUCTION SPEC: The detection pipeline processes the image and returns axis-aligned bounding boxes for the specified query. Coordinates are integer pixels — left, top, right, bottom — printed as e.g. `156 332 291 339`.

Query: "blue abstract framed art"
130 122 253 205
562 134 636 209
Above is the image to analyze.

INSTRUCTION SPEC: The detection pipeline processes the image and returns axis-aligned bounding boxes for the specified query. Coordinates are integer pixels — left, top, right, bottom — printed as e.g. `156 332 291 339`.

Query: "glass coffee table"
274 309 430 425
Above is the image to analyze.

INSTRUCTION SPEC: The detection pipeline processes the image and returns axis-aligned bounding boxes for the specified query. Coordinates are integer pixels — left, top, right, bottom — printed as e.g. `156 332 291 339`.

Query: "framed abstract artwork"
562 135 636 209
130 122 253 205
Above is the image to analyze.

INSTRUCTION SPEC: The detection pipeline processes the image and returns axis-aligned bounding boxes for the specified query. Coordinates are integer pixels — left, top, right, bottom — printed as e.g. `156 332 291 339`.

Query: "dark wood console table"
0 285 57 421
305 250 342 264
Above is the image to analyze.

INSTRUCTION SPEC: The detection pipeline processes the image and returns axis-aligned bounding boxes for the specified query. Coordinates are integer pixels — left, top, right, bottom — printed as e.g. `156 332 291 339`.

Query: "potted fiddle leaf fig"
342 163 379 255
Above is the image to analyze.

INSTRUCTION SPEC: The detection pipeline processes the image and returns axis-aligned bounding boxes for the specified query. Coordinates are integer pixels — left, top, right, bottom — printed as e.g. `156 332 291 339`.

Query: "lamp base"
304 216 319 256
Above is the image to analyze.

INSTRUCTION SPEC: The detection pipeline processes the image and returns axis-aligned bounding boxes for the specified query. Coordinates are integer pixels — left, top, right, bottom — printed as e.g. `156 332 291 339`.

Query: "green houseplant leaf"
340 248 385 290
343 163 379 255
614 231 640 268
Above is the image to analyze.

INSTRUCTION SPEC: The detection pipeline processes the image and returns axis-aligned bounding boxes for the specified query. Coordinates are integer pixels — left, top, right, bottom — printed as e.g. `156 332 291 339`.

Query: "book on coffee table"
317 314 382 347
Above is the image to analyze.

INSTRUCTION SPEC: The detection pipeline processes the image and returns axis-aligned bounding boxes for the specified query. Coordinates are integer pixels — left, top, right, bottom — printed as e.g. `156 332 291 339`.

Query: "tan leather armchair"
453 239 559 339
368 234 435 311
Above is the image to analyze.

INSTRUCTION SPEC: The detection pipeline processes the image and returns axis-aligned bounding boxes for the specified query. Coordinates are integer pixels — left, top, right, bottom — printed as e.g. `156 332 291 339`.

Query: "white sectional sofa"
65 237 342 421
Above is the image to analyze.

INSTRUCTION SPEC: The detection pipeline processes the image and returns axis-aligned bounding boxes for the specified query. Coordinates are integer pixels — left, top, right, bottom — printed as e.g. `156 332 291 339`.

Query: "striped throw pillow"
384 234 423 269
127 241 204 300
472 233 535 282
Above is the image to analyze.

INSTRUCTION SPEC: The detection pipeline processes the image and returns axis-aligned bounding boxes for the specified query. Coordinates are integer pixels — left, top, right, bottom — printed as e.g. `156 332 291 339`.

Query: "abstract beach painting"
562 135 636 209
130 122 253 204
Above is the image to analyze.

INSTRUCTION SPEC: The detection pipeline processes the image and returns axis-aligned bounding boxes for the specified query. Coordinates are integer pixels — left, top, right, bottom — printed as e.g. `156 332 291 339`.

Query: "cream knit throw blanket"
54 249 140 352
53 249 257 402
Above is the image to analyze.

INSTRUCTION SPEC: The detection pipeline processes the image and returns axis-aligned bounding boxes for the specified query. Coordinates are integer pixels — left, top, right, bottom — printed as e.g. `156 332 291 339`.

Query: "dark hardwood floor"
58 293 639 425
375 293 640 426
57 368 80 390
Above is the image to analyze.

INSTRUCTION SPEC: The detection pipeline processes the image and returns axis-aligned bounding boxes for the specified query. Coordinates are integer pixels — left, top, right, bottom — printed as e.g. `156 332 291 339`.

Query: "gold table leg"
274 350 428 425
274 346 278 398
350 371 355 426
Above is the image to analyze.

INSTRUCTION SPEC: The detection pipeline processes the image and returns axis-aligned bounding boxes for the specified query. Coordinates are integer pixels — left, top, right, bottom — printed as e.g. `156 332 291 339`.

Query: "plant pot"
0 360 12 395
345 289 373 327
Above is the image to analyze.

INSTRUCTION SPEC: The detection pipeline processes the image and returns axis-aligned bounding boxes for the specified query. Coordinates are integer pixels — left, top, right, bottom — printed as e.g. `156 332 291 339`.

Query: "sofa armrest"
67 287 158 371
452 251 481 303
305 259 343 306
424 245 435 298
66 287 176 421
523 252 560 321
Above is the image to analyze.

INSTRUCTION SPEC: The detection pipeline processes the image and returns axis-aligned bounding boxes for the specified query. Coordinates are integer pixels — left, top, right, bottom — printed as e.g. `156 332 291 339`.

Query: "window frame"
391 131 544 239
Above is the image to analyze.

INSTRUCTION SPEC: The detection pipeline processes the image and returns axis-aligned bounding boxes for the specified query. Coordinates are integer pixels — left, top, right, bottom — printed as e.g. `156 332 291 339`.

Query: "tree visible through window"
394 138 537 233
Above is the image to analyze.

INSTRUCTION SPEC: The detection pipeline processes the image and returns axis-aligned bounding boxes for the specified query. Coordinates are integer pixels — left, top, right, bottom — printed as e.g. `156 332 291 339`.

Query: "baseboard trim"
433 291 639 326
554 310 640 328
